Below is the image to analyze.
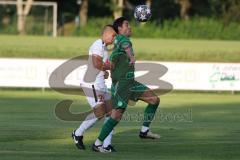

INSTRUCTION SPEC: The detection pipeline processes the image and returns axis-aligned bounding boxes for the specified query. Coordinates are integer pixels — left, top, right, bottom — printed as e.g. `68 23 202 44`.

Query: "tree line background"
56 0 240 24
0 0 240 40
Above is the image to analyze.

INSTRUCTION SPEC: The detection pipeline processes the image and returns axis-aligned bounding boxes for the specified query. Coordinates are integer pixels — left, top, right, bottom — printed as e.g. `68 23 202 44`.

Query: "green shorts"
111 79 148 109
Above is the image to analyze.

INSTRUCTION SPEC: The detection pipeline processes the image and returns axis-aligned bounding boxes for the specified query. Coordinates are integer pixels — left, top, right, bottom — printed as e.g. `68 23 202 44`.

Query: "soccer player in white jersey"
72 25 117 152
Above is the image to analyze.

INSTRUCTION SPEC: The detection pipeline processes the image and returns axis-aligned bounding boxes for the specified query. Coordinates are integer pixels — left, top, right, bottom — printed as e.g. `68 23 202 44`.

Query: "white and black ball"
134 5 152 22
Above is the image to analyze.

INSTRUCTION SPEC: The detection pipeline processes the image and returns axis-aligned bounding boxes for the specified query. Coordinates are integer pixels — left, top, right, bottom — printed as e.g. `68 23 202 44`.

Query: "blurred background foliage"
0 0 240 40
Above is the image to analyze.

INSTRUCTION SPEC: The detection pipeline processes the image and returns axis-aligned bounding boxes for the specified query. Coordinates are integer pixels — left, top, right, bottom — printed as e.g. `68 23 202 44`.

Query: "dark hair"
113 17 128 33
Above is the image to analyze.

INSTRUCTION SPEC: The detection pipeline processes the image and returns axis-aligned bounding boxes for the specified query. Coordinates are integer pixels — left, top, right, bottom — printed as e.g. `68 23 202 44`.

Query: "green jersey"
110 34 135 83
110 35 148 109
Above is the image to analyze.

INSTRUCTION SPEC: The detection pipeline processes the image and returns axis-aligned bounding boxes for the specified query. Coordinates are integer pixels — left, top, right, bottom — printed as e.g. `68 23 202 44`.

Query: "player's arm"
92 54 110 71
121 42 135 65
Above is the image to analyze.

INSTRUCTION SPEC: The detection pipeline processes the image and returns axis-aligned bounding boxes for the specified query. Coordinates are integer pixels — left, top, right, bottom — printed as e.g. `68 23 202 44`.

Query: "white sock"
75 112 98 136
103 116 114 148
141 126 149 132
95 138 102 146
103 130 113 148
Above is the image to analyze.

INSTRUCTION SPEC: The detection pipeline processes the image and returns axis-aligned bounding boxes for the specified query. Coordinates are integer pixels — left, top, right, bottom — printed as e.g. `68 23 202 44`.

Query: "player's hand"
105 59 110 67
102 59 110 71
104 71 109 79
98 94 104 102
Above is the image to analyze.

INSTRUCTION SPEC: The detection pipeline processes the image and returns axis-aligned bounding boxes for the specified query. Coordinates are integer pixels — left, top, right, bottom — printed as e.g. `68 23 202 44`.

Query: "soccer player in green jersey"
92 17 160 153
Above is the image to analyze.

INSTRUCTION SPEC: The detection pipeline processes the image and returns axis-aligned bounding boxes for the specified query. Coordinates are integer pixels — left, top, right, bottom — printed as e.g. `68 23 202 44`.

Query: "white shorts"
81 83 111 108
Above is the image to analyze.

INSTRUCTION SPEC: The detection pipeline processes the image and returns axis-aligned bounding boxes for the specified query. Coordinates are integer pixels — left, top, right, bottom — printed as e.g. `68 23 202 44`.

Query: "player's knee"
94 111 105 119
150 96 160 105
114 112 123 121
93 106 105 119
105 110 112 117
111 109 124 121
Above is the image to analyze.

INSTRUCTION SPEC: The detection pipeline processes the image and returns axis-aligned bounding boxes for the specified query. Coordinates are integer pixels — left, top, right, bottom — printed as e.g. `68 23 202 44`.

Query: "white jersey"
80 39 111 108
81 39 108 85
88 39 108 84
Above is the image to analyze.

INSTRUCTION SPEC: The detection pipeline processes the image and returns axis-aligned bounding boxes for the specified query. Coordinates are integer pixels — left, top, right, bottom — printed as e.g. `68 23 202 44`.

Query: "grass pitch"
0 90 240 160
0 35 240 62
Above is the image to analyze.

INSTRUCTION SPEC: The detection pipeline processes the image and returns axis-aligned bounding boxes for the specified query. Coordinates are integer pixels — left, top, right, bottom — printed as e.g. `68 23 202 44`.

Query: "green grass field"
0 90 240 160
0 35 240 62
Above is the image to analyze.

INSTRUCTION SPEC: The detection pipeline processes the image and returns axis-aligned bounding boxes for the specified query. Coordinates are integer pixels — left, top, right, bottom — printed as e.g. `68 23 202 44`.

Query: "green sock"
143 103 159 127
98 117 118 141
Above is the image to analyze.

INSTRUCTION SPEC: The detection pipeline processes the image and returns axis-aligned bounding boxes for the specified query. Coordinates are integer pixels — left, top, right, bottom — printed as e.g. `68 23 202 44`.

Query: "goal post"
0 1 57 37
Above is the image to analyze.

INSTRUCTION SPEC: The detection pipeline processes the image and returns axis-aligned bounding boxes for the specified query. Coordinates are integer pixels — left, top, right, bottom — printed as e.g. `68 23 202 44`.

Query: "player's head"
101 24 116 45
113 17 131 37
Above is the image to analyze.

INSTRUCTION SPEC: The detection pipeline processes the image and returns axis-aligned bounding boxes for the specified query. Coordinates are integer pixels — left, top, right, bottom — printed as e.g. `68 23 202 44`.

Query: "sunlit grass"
0 35 240 62
0 90 239 159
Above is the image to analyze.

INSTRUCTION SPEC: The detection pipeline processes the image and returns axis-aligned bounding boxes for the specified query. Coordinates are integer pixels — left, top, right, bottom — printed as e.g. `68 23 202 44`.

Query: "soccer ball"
134 5 152 22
